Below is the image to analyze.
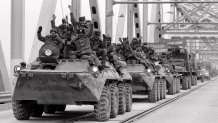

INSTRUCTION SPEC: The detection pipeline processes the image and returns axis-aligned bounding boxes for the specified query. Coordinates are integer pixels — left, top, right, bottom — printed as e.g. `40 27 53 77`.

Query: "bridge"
1 0 218 122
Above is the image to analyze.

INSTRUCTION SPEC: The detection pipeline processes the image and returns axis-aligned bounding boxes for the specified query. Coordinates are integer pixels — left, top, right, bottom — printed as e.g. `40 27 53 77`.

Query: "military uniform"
90 31 107 66
51 19 73 40
37 27 64 51
70 23 101 66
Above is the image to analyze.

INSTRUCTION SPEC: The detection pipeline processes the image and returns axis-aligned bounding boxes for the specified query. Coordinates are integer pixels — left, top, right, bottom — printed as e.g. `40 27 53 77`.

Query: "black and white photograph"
0 0 218 123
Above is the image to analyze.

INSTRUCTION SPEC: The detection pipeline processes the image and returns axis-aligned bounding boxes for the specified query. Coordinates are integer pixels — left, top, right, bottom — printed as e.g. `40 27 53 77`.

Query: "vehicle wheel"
182 77 188 90
194 76 197 85
94 85 111 121
110 83 119 118
56 105 66 112
162 80 166 99
191 76 195 86
176 78 180 93
125 83 132 112
156 82 160 101
168 79 176 95
201 76 204 82
31 104 44 117
188 76 191 89
159 80 163 100
148 81 158 102
118 83 126 115
44 105 57 114
12 100 32 120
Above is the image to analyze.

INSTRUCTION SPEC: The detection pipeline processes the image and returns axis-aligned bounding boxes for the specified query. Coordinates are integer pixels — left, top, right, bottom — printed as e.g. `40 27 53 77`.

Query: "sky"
0 0 170 73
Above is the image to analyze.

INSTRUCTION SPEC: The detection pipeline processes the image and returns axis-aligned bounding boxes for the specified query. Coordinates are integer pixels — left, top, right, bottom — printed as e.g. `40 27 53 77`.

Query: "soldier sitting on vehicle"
68 21 104 69
37 26 64 57
90 31 108 68
51 14 73 41
131 38 140 50
104 35 126 75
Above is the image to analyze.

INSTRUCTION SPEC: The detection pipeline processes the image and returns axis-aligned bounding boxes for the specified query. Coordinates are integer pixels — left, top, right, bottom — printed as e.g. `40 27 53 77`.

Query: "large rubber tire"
182 77 188 90
148 81 158 102
12 100 32 120
176 78 181 93
168 79 176 95
156 82 160 101
159 80 163 100
56 105 66 112
125 83 132 112
191 76 195 86
44 105 57 114
31 104 44 117
162 80 166 99
118 83 126 115
201 76 205 82
94 85 111 121
188 76 191 89
110 83 119 118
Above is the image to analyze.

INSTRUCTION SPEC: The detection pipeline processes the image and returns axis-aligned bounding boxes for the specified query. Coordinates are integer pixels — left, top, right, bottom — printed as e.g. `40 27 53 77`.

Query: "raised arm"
51 14 56 29
68 5 77 27
85 22 93 37
37 26 46 42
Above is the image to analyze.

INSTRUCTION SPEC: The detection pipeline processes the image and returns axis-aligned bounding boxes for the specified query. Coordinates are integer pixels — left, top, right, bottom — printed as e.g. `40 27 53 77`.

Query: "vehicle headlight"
92 66 98 72
14 65 21 76
45 49 52 56
147 69 151 73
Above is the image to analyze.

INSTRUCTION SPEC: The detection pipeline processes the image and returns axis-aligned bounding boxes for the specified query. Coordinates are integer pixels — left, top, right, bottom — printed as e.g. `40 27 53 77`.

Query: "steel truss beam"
114 1 218 4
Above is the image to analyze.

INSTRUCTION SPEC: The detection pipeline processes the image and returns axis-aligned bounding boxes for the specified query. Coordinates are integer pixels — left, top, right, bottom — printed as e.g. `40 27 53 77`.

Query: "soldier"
37 26 64 52
104 35 125 75
131 38 139 50
69 22 103 69
51 14 73 40
68 5 87 34
90 31 108 67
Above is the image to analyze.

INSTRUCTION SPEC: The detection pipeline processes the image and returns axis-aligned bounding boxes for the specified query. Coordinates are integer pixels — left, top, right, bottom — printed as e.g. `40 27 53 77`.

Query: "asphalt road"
0 79 213 123
136 79 218 123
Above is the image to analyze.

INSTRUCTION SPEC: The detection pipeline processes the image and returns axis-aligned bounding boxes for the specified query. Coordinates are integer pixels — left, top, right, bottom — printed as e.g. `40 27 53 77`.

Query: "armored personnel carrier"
167 38 197 90
12 42 132 121
147 42 180 95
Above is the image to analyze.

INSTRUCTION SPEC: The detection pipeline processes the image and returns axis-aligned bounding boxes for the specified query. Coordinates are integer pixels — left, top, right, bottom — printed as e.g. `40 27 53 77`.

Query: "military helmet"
79 16 86 22
93 31 101 36
62 18 67 24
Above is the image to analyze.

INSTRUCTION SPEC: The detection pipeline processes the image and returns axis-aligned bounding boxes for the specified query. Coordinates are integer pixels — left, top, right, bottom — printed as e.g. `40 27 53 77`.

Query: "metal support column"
143 1 148 43
29 0 57 63
71 0 81 21
127 0 134 43
133 1 141 39
106 0 114 40
0 41 11 92
11 0 25 86
153 3 162 43
170 3 175 28
89 0 102 32
149 4 157 43
115 3 127 43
